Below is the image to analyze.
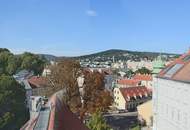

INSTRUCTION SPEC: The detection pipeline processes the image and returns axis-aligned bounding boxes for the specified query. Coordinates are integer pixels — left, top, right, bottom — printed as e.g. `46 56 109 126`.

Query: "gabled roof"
158 50 190 82
133 74 153 81
119 87 152 101
28 76 49 88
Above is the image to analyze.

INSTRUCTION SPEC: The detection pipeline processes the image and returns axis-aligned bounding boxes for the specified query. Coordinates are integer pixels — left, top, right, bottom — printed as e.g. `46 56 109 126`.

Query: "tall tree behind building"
49 59 82 112
82 71 113 115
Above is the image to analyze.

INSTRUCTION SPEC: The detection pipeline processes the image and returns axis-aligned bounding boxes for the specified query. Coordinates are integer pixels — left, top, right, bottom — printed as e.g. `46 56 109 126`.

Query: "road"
104 112 138 130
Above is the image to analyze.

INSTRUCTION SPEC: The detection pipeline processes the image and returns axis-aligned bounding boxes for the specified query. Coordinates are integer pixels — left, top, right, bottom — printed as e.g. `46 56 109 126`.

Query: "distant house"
23 76 56 109
153 50 190 130
116 79 140 88
42 67 51 77
114 86 152 110
133 74 153 89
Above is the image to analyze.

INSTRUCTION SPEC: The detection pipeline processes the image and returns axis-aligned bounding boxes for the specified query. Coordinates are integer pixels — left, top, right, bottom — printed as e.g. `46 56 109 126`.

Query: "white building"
153 51 190 130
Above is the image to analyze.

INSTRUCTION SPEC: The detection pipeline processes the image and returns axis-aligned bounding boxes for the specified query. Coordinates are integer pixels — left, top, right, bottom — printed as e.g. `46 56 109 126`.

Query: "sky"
0 0 190 56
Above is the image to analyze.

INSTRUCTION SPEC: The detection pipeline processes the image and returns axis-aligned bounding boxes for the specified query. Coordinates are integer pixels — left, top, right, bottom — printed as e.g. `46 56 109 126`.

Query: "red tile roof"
158 50 190 82
120 87 152 100
28 76 49 88
118 79 140 86
133 74 153 81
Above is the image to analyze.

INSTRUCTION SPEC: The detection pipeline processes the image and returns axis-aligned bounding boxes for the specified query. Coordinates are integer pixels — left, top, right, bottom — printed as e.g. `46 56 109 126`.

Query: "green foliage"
0 75 29 130
125 69 135 78
131 125 140 130
0 48 46 76
87 111 112 130
135 67 152 75
20 52 46 75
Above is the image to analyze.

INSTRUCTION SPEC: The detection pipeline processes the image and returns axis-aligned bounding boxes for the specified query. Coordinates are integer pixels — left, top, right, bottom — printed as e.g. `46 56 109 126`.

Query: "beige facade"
137 100 153 126
114 87 126 109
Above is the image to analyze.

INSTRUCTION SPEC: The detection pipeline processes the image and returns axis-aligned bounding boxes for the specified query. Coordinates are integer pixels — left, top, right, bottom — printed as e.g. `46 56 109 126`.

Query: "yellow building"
137 100 153 127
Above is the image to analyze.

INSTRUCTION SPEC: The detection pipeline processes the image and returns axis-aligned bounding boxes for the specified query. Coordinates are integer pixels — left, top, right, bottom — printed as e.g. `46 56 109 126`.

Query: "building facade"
153 51 190 130
114 86 152 110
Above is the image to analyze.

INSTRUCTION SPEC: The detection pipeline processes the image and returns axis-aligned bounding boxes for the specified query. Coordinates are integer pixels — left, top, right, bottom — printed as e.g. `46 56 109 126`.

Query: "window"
164 64 183 78
182 55 190 62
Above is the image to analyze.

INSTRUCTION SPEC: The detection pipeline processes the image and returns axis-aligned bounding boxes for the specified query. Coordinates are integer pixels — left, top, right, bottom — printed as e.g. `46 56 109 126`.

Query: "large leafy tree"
20 52 46 75
49 59 82 112
87 111 112 130
0 75 29 130
0 49 46 76
81 71 113 116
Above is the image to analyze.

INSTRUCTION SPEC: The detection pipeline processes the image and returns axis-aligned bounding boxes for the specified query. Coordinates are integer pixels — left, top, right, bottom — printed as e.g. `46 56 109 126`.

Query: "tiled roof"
158 50 190 82
133 74 153 81
28 76 49 88
118 79 140 86
120 87 151 100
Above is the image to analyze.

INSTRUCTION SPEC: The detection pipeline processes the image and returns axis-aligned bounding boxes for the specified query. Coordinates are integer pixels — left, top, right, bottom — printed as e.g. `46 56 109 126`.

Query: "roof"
28 76 49 89
118 79 140 86
133 74 153 81
158 50 190 82
119 87 152 100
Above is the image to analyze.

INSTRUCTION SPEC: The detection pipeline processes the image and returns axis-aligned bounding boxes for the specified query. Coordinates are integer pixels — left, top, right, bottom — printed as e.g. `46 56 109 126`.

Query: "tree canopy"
0 48 46 75
135 67 152 75
82 71 113 115
87 111 112 130
0 75 29 130
49 59 82 112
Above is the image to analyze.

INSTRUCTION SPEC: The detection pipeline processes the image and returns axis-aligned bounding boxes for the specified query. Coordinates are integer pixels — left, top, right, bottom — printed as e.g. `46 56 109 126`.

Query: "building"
23 76 59 109
127 60 153 72
114 86 152 110
152 56 165 75
133 74 153 89
13 69 34 83
137 100 153 127
153 50 190 130
116 79 140 88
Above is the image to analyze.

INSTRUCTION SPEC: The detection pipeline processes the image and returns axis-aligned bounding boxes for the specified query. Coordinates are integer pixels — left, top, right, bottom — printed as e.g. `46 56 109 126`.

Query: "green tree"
0 75 29 130
0 51 13 75
87 111 112 130
21 52 46 75
135 67 152 75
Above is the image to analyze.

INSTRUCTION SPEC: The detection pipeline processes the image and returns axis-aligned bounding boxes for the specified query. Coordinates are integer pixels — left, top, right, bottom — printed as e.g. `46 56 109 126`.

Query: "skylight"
164 64 183 78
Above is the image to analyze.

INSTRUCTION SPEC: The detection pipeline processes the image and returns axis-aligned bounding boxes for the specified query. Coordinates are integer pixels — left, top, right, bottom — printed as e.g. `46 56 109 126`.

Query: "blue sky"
0 0 190 56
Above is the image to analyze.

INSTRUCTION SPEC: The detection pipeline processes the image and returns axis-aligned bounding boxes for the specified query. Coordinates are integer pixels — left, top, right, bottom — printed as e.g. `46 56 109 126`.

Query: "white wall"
153 78 190 130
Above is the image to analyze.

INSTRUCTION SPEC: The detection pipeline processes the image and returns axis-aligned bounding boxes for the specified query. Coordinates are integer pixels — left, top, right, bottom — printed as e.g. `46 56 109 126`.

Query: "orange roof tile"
133 74 153 81
118 79 140 86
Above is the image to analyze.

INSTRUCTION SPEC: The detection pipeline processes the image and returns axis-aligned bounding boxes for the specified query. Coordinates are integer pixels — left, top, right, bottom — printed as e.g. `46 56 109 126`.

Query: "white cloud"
86 10 97 17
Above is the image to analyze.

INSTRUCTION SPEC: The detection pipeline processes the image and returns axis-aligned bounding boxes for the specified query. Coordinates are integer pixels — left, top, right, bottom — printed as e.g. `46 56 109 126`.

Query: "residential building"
116 79 140 88
126 61 153 72
153 50 190 130
133 74 153 89
114 86 152 110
